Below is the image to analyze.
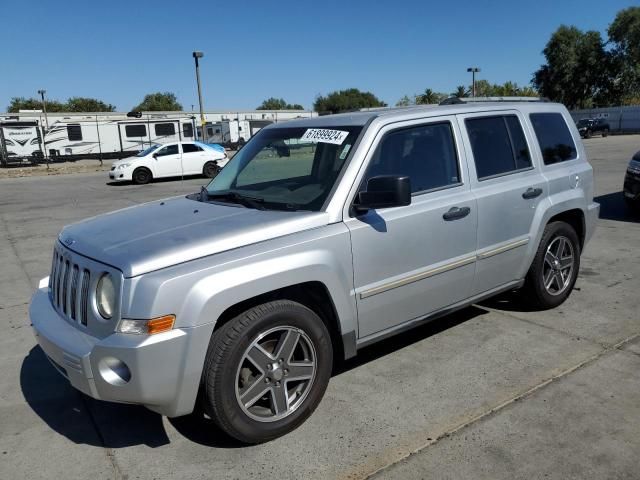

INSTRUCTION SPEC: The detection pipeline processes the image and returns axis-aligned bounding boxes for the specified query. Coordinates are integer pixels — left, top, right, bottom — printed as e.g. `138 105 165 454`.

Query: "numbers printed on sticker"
301 129 349 145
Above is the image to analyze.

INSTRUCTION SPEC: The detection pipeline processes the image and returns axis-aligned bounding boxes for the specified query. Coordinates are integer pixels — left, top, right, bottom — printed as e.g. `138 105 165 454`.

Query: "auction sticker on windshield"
301 129 349 145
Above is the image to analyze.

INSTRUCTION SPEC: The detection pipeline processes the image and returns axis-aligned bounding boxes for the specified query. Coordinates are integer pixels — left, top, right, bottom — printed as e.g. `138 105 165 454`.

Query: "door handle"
443 206 471 221
522 187 543 199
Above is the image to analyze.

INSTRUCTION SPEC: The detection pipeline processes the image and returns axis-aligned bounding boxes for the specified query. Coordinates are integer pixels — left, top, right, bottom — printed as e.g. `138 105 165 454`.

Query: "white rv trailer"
44 116 197 160
201 119 273 147
0 121 45 166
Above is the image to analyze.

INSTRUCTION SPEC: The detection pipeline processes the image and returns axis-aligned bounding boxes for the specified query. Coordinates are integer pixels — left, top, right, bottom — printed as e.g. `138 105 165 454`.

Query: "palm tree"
416 88 440 104
453 85 468 98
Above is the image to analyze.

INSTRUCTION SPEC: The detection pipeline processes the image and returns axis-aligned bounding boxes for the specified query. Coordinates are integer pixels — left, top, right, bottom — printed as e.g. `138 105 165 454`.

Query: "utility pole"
37 89 49 130
466 67 481 97
192 51 207 142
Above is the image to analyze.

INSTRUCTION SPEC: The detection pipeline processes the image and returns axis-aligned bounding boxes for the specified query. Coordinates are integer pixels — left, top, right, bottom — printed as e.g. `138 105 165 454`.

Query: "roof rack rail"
439 96 550 106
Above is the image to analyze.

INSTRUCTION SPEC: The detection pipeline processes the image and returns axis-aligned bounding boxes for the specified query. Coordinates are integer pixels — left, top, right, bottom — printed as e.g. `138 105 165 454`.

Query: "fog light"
98 357 131 386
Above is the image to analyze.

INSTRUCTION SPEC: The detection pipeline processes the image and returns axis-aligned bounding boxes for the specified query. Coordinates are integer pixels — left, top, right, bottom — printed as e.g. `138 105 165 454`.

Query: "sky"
0 0 637 112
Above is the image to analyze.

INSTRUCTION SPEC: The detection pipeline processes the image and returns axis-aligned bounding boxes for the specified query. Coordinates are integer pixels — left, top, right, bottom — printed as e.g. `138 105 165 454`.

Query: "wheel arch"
213 281 354 362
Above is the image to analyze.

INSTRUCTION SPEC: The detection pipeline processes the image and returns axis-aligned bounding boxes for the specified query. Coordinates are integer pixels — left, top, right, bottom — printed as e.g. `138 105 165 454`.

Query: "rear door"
459 110 548 295
152 143 182 177
181 142 209 174
345 116 478 340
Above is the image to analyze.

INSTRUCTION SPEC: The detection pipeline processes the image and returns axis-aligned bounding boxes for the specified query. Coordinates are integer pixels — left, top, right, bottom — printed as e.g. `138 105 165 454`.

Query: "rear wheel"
132 167 152 185
602 128 609 137
203 161 220 178
202 300 333 444
523 221 580 309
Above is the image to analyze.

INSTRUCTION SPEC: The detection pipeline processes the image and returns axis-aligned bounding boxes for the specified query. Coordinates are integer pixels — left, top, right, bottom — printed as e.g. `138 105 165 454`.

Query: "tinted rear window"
466 115 532 179
530 113 577 165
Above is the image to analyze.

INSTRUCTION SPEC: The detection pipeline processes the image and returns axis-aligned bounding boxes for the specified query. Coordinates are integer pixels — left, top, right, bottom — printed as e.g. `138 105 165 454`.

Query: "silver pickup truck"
30 99 599 443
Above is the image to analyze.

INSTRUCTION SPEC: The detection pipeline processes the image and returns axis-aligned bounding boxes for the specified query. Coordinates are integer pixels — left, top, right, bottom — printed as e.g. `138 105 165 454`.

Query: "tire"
203 161 220 179
132 167 152 185
602 128 609 138
523 221 580 310
624 195 640 212
584 129 592 139
202 300 333 444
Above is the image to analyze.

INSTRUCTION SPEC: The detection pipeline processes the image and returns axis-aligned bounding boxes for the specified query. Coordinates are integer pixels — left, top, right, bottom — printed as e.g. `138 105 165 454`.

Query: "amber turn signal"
147 315 176 335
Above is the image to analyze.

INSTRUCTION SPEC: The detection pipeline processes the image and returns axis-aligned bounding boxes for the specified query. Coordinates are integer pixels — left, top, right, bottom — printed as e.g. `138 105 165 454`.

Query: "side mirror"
355 175 411 212
152 153 158 159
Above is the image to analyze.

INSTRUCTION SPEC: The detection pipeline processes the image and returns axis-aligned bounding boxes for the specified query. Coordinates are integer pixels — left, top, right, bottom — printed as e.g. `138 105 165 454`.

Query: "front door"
345 117 478 340
152 143 182 178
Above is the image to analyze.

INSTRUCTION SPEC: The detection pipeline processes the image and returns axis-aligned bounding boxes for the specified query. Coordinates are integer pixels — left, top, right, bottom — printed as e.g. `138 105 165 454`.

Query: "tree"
132 92 182 111
415 88 446 105
533 25 609 108
65 97 115 112
7 97 66 113
395 95 414 106
452 85 468 98
257 97 304 110
313 88 386 114
608 7 640 103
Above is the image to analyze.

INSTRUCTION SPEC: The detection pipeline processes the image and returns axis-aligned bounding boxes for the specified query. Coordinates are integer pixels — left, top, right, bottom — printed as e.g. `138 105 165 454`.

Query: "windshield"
576 119 593 127
136 144 160 157
205 126 362 211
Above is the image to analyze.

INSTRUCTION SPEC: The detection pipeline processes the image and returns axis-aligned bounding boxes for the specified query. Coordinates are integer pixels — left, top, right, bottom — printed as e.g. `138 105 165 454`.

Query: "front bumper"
108 169 131 182
30 283 210 416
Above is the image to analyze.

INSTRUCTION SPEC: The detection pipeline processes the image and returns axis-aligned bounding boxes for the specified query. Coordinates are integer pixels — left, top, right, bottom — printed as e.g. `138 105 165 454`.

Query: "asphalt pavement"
0 135 638 480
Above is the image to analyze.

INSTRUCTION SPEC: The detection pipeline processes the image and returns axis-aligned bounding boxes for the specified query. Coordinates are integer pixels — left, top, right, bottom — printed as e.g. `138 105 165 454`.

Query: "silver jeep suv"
30 99 599 443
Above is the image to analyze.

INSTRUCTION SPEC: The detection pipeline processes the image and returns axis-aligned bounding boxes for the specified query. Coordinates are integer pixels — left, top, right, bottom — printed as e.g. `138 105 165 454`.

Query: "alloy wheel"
542 235 575 296
235 326 316 422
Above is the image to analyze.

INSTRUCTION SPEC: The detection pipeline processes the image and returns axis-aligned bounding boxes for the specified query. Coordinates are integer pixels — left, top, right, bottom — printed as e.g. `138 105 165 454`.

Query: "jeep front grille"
50 248 90 326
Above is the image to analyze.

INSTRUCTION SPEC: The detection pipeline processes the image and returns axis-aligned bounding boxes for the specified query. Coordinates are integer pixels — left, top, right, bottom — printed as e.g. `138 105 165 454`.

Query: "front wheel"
132 167 152 185
523 221 580 309
602 128 609 137
202 300 333 444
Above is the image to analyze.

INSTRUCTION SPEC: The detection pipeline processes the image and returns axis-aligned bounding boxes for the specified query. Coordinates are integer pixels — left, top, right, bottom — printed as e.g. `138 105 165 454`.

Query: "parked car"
623 151 640 210
31 99 599 444
576 118 610 138
109 141 228 184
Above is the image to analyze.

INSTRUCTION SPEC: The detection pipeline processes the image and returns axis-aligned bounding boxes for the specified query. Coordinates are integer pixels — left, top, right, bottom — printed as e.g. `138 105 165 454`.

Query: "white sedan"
109 141 229 184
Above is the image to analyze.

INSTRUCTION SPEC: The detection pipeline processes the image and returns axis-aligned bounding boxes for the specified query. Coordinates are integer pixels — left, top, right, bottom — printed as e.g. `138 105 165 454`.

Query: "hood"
59 196 329 277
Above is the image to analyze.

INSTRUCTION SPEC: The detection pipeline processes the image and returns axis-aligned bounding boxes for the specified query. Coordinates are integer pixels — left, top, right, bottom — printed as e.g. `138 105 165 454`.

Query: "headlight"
96 273 116 319
117 163 131 170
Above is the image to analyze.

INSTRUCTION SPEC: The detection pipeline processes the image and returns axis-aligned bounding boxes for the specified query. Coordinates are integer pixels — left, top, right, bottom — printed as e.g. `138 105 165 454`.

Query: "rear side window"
363 122 460 194
155 123 176 136
181 143 202 153
67 124 82 141
529 113 577 165
466 115 532 180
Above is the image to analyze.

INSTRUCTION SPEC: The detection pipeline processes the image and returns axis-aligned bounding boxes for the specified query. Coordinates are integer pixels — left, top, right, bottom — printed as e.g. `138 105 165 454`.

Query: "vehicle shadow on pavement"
19 346 255 449
594 192 639 223
336 305 489 375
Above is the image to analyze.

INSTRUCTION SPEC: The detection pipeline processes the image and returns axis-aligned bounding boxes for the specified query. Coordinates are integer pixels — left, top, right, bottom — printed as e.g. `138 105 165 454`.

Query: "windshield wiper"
206 191 266 210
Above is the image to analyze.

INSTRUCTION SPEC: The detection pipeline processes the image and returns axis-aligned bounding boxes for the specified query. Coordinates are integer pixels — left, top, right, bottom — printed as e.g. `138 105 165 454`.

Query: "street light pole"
466 67 481 97
37 89 49 130
192 51 207 142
